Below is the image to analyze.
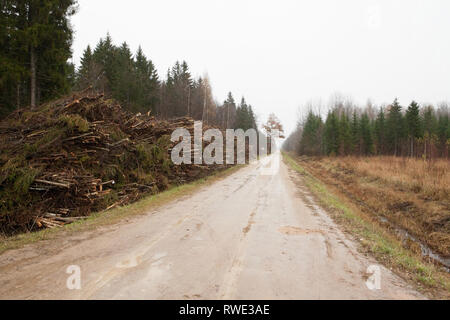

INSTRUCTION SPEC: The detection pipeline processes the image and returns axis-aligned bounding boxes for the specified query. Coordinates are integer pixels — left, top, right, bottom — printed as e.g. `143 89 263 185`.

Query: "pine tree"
405 101 421 157
436 111 449 157
422 106 437 136
374 108 386 155
32 1 76 107
360 113 373 155
134 46 159 114
78 37 161 114
248 105 257 130
162 61 195 117
351 111 360 155
224 92 236 129
386 98 405 156
235 97 257 131
76 45 99 90
324 111 339 156
113 42 134 109
0 1 25 116
338 113 352 155
0 0 77 113
235 98 247 130
92 33 117 94
421 106 438 159
187 77 206 121
299 111 323 156
288 99 449 159
180 61 193 116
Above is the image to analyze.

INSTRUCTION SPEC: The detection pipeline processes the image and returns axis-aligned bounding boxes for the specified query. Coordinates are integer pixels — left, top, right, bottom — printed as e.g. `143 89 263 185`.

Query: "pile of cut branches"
0 92 230 234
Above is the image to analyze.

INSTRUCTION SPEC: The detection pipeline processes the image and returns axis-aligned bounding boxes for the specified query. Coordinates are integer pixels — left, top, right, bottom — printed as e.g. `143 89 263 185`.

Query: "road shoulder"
282 152 449 299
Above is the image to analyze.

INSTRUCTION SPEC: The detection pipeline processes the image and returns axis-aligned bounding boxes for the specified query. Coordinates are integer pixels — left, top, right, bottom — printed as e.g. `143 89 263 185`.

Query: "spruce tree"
338 113 352 155
76 45 98 90
134 46 159 114
235 98 247 130
324 111 339 156
0 0 77 113
386 98 404 156
422 106 437 136
180 61 193 116
360 113 373 155
234 97 257 131
224 92 236 128
421 106 438 159
162 61 194 117
114 42 134 109
80 37 160 114
405 101 421 157
92 33 117 94
351 111 360 155
248 105 257 130
374 108 386 155
299 112 323 156
436 111 449 157
0 1 27 116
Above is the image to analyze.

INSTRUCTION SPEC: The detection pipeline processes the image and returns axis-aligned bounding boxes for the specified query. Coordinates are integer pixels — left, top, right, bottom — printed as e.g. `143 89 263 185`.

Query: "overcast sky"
71 0 450 134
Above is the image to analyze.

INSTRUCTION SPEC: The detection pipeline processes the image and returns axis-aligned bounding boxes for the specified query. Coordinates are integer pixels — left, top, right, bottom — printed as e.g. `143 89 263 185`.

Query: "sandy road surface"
0 153 423 299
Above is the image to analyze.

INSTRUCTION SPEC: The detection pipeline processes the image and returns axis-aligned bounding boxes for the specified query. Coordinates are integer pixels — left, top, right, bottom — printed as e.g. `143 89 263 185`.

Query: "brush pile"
0 92 231 234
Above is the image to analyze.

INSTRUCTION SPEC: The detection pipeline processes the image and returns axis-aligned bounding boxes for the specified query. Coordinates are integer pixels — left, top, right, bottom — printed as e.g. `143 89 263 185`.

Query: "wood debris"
0 92 237 234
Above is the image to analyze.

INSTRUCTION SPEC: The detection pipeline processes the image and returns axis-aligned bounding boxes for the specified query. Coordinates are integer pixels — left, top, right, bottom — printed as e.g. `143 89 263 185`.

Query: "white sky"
71 0 450 135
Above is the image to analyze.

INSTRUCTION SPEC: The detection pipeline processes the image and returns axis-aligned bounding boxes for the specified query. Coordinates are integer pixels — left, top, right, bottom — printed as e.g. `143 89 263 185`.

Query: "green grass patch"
58 114 90 134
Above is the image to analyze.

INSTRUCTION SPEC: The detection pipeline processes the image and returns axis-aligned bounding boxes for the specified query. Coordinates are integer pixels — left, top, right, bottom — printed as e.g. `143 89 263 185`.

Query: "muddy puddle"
378 216 450 272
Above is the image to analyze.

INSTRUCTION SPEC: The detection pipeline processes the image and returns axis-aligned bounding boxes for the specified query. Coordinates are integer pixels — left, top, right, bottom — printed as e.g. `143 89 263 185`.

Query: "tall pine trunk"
16 83 20 108
30 46 36 109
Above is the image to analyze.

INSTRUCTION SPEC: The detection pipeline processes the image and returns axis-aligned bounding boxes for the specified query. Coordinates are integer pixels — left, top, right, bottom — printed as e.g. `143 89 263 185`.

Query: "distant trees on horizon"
1 1 447 151
284 98 450 159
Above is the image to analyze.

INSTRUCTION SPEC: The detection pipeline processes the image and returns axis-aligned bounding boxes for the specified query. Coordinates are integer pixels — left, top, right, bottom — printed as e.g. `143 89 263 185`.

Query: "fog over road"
0 153 423 299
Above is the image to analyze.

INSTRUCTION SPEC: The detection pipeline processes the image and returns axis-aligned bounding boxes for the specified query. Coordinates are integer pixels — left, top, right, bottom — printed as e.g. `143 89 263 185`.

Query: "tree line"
0 2 258 131
0 0 77 117
75 34 258 130
284 98 450 159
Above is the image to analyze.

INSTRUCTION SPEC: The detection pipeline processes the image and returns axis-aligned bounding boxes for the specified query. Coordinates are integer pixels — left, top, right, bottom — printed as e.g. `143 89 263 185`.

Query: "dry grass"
283 152 450 298
329 156 449 202
297 156 450 258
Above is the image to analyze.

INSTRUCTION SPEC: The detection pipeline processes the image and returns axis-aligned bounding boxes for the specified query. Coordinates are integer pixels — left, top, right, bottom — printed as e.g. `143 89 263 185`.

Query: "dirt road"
0 153 423 299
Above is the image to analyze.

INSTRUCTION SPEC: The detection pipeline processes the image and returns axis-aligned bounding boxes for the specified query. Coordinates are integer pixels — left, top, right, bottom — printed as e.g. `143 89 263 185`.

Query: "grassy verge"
0 165 244 255
304 156 449 256
282 152 449 299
